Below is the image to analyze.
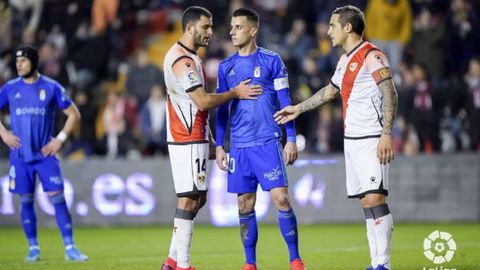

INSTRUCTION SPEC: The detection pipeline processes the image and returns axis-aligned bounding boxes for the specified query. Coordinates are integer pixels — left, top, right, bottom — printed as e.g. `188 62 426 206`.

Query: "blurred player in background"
0 45 88 262
215 8 307 270
275 6 397 270
161 6 262 270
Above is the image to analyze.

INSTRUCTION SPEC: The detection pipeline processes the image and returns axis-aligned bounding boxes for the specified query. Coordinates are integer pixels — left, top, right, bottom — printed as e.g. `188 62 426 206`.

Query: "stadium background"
0 0 479 269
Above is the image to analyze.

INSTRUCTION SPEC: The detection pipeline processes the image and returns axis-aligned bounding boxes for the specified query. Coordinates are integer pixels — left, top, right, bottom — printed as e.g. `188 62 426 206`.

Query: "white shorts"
168 143 209 196
344 137 389 198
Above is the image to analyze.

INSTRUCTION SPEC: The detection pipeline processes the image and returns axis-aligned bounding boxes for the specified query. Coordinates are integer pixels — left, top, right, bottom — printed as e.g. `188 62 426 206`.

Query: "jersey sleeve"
172 56 203 93
272 54 296 142
0 84 9 109
215 63 230 147
54 82 72 110
271 54 289 91
365 50 392 85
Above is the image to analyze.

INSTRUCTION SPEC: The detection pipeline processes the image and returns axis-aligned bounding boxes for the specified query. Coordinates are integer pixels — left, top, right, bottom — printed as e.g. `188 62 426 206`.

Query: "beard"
193 30 208 48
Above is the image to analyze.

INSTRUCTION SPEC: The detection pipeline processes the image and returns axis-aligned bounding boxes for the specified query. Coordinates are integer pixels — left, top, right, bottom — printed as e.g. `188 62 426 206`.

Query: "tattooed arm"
377 78 398 164
378 79 398 135
274 83 339 124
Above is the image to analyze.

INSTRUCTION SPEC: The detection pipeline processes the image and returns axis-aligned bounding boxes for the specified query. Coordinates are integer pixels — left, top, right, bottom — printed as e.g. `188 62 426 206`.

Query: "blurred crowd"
0 0 479 159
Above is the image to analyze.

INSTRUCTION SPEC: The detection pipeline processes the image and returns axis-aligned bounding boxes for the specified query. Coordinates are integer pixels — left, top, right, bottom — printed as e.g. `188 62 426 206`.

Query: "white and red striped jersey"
331 41 392 138
163 42 209 144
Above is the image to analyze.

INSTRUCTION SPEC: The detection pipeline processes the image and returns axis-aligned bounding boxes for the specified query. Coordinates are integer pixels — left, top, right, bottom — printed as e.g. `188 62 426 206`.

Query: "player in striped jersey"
161 6 262 270
275 6 398 270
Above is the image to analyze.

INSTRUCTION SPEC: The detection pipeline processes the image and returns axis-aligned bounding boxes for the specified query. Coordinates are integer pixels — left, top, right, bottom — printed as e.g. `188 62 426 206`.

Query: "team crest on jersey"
187 70 199 84
254 66 261 78
379 68 391 79
39 89 46 101
349 62 358 72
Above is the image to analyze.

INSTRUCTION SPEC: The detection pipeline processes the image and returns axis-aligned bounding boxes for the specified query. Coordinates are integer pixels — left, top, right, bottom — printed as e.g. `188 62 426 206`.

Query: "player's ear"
250 26 258 37
186 22 194 36
345 22 353 33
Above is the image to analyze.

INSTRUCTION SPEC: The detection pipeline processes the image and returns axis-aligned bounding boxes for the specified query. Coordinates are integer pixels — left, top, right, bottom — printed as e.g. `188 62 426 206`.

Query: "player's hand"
215 146 229 171
283 142 298 166
377 133 394 165
208 138 216 160
234 79 262 100
41 138 63 156
0 130 21 149
274 105 301 125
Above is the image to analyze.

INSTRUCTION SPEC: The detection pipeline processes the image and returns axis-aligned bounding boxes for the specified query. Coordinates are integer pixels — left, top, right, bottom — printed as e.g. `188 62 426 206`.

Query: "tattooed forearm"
378 79 398 135
299 85 339 113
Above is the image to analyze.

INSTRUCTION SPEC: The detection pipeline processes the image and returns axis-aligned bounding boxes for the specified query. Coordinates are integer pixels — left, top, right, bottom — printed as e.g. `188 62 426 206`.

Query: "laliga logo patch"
39 89 46 101
187 71 199 84
349 62 357 72
254 66 261 78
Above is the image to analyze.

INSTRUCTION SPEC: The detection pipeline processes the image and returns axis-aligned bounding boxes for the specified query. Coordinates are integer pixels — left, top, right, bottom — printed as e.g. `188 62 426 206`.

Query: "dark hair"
332 5 365 36
181 6 212 31
233 8 259 25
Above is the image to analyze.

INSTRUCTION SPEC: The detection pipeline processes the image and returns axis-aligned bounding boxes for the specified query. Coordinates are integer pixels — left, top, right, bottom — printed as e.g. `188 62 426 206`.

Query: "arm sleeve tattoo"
378 79 398 135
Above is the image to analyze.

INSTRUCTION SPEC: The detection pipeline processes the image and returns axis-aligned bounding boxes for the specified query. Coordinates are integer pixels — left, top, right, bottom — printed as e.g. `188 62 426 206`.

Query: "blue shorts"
227 140 288 194
8 154 64 194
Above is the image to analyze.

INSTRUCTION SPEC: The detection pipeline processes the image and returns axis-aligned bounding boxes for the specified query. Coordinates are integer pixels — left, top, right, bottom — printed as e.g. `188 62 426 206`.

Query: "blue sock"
49 193 74 247
239 210 257 264
20 194 38 247
278 208 300 262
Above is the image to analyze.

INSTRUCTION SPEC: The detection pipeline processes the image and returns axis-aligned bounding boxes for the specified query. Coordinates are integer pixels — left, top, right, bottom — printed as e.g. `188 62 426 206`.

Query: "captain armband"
371 67 392 85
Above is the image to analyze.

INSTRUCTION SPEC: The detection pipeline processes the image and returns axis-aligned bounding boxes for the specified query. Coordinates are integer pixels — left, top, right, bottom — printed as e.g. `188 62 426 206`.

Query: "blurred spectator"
126 46 164 107
63 91 97 158
0 0 11 52
139 85 167 156
411 5 446 81
97 90 138 159
409 63 440 152
38 41 68 85
282 18 313 71
365 0 412 75
91 0 119 36
445 0 480 76
9 0 43 44
464 57 480 151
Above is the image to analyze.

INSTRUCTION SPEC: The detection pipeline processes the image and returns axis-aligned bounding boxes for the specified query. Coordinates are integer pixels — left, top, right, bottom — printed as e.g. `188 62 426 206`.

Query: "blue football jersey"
216 47 294 148
0 75 72 162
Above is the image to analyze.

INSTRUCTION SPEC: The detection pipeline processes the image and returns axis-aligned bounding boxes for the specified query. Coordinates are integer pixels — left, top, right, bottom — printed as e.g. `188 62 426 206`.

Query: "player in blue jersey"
0 45 88 262
215 8 307 270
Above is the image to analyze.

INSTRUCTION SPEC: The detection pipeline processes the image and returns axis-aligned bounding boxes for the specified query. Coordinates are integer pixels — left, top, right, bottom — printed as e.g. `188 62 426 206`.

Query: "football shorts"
168 142 209 196
344 137 389 198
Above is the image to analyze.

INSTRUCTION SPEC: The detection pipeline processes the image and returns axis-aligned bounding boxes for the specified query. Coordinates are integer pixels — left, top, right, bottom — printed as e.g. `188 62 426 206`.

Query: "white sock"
366 218 378 267
167 225 177 261
374 213 393 268
175 217 193 268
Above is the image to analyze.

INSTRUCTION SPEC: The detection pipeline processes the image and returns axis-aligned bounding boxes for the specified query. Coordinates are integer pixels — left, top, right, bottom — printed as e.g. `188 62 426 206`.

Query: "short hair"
332 5 365 36
181 6 212 31
233 8 259 26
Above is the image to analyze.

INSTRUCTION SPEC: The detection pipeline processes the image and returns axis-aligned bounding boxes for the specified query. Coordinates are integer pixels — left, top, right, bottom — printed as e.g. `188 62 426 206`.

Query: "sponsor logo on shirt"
14 92 21 99
263 166 283 181
15 107 46 116
49 176 63 185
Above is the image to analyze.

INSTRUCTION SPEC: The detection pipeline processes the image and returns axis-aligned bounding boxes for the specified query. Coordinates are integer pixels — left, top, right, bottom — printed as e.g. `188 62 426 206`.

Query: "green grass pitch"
0 223 478 269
